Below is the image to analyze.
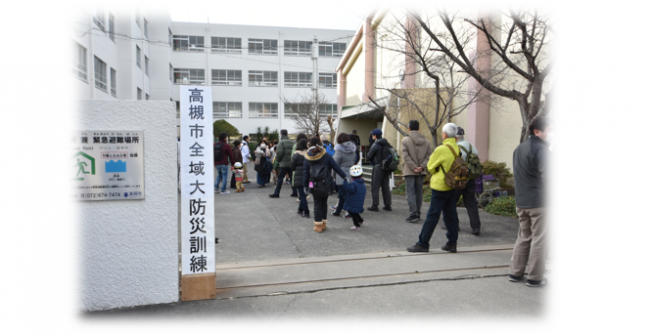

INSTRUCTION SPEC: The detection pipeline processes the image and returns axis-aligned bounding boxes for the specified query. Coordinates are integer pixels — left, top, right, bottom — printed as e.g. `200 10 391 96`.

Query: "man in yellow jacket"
407 123 462 253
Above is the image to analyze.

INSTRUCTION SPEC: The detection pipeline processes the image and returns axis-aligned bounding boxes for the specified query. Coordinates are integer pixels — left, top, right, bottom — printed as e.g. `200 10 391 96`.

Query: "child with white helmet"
232 162 245 193
338 165 367 230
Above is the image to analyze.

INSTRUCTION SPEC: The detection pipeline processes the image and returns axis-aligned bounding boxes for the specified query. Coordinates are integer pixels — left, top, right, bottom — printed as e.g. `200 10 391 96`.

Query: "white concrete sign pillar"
179 86 216 301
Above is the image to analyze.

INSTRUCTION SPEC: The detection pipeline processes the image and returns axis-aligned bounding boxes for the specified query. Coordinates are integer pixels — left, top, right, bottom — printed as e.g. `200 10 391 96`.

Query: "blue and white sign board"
179 86 215 275
71 131 145 201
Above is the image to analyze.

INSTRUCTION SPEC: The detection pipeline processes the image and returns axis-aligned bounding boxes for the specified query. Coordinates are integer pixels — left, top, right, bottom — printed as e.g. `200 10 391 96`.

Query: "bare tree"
407 9 553 142
282 92 336 138
369 12 489 147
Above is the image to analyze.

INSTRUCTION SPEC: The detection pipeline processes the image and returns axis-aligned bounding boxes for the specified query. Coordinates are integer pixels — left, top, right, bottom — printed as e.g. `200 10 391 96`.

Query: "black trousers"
350 213 364 227
272 167 297 196
313 197 328 222
453 178 481 230
371 164 391 206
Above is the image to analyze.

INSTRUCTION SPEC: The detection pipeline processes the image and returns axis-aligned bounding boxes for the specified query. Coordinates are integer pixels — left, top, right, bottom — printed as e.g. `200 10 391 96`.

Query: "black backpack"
309 160 331 198
381 145 399 172
214 142 224 162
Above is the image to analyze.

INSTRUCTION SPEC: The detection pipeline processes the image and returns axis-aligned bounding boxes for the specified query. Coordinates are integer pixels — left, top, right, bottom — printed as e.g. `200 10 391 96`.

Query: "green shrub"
483 196 517 218
391 182 406 195
213 120 241 139
482 160 514 187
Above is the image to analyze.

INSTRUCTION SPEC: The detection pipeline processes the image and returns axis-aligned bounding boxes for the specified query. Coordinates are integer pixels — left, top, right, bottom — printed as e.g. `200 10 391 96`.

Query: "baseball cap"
370 129 382 136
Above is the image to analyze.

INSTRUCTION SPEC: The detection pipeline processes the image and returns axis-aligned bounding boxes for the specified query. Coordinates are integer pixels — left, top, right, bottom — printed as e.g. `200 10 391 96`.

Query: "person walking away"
230 140 244 189
406 123 463 253
365 129 392 212
291 139 310 218
453 127 482 235
401 120 432 223
350 130 361 165
232 162 245 193
291 134 309 202
508 116 552 287
303 137 348 233
241 135 251 184
332 133 356 217
270 130 297 198
338 165 367 230
214 132 235 194
254 143 271 188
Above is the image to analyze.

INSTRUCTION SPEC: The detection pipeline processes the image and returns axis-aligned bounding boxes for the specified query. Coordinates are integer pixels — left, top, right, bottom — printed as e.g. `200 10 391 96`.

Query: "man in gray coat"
508 116 552 288
401 120 432 223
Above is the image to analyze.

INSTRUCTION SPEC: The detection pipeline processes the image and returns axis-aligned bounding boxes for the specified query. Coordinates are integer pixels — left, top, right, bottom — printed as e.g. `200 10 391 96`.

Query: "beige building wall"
344 45 365 106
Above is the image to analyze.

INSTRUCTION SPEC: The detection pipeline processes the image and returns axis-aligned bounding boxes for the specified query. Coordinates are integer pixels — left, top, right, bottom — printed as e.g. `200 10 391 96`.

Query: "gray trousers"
371 164 391 206
509 207 547 281
404 175 424 218
453 178 481 230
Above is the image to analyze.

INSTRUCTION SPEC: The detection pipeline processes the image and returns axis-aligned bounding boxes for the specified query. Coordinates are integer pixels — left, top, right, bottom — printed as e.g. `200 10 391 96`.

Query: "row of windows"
177 102 338 119
74 43 149 100
172 35 346 57
171 68 337 88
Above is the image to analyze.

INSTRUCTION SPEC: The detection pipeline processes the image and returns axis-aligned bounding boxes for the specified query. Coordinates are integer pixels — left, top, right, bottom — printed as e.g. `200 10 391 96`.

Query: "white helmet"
234 162 243 168
350 165 363 177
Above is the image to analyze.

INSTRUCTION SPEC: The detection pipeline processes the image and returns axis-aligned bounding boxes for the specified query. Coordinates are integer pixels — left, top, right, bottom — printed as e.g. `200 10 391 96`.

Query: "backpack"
381 145 399 172
439 144 469 189
459 144 483 180
214 142 224 162
309 159 331 198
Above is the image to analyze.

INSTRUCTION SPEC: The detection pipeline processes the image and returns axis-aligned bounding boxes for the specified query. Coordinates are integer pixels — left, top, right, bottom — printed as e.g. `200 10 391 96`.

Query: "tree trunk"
430 127 438 147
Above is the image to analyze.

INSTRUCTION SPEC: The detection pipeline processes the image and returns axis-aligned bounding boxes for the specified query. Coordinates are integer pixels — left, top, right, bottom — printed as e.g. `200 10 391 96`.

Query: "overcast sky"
165 0 373 31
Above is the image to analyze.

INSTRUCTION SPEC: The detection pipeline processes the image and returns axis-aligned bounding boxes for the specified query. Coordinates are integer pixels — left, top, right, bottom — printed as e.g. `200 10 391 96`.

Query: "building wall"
77 100 178 311
344 45 364 106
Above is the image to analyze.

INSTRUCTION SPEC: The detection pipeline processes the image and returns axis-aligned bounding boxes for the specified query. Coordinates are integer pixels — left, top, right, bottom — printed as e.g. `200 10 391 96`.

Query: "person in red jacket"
214 132 235 194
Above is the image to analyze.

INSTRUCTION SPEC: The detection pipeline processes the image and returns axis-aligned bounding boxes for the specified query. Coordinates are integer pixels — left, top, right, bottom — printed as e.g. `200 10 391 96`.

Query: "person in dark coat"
303 137 348 233
365 129 392 211
338 165 367 231
291 139 309 218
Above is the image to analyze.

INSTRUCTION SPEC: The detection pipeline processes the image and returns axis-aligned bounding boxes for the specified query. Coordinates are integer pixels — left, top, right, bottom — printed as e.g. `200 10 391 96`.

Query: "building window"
144 19 148 39
110 68 117 97
137 88 142 100
94 56 107 92
173 35 204 52
93 9 105 32
168 29 172 46
169 64 173 82
213 102 243 118
173 68 205 85
212 70 242 86
319 42 346 57
145 56 149 76
284 40 312 56
135 9 140 27
249 102 278 118
249 71 277 87
108 14 115 41
318 73 337 88
136 45 141 68
248 39 277 55
284 103 310 118
211 37 242 54
320 104 338 118
73 42 87 81
146 93 149 100
284 72 312 87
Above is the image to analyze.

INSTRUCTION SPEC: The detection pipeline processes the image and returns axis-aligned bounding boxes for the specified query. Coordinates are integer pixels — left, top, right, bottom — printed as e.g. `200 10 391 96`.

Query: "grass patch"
483 196 517 218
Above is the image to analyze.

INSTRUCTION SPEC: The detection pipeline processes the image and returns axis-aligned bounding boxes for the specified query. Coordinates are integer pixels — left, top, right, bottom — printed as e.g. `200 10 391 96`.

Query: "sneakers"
303 210 310 218
220 191 230 194
290 193 298 197
345 214 352 219
350 226 361 231
330 206 338 211
331 212 342 217
526 278 547 287
405 216 419 223
367 206 379 212
471 228 480 236
441 243 457 253
284 180 291 185
508 274 522 282
382 205 392 211
269 194 279 198
407 243 429 252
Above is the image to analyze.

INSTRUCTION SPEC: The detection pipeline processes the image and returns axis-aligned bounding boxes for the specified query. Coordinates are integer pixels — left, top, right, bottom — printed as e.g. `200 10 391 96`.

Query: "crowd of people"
212 116 551 287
